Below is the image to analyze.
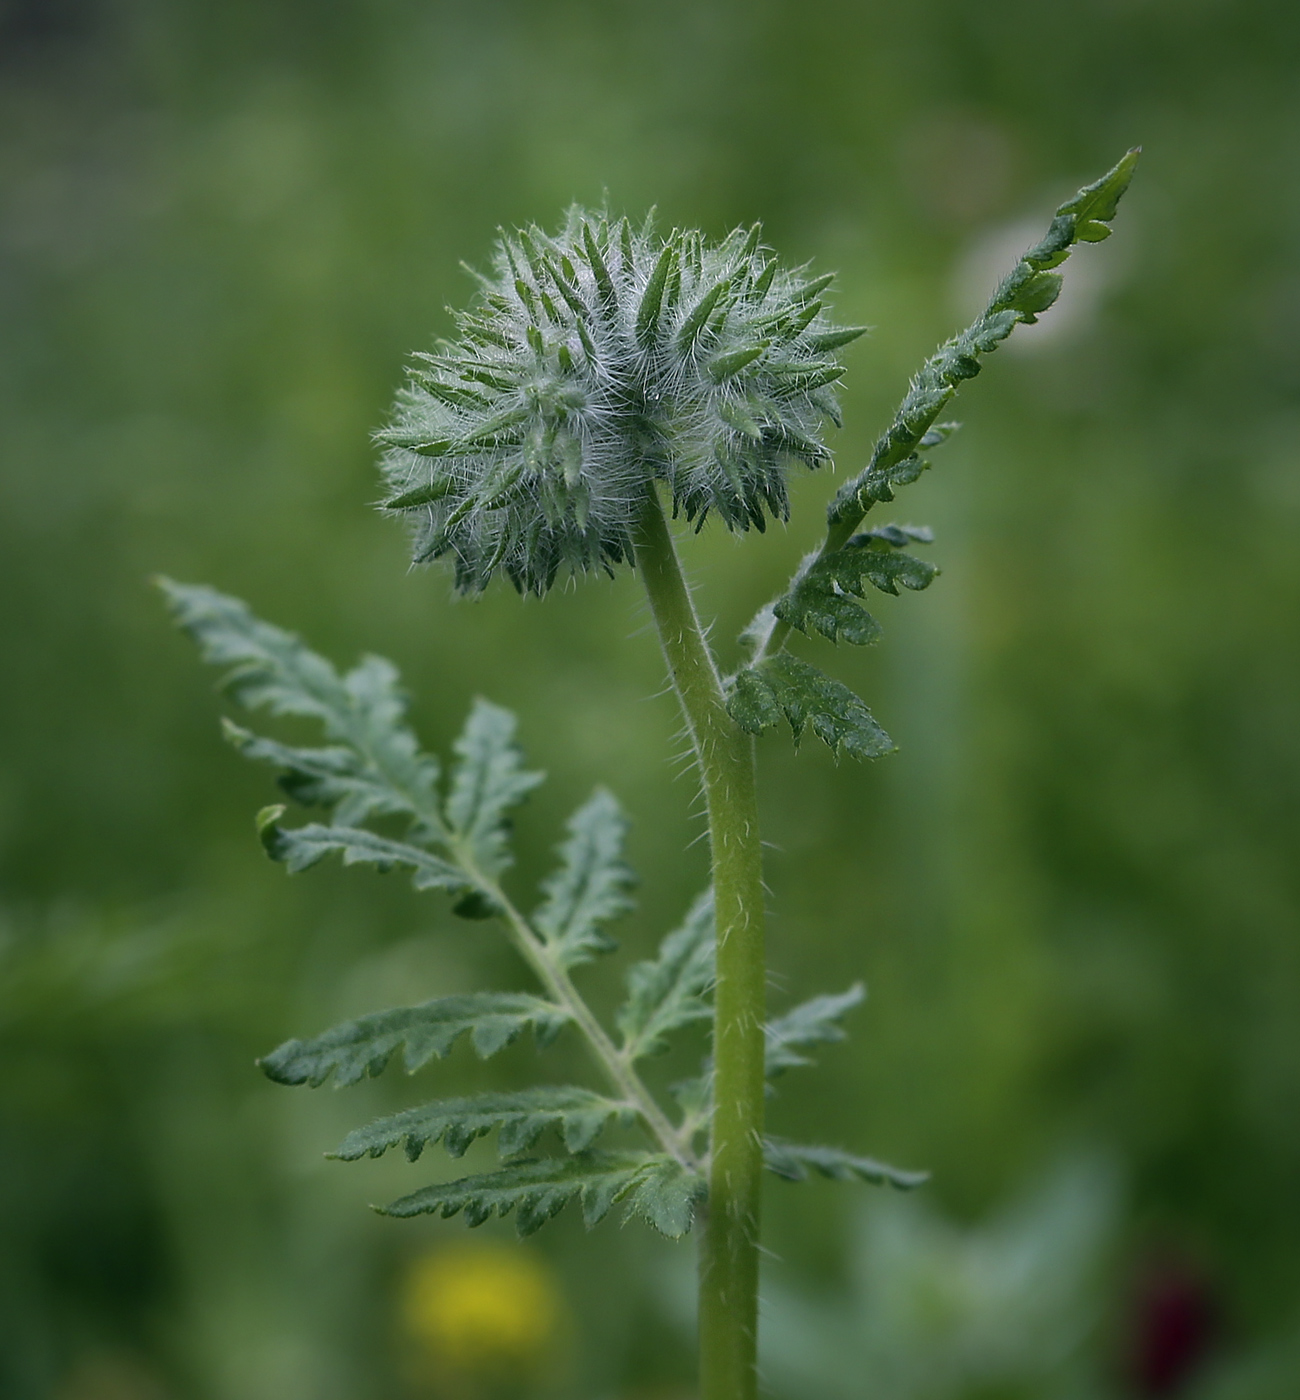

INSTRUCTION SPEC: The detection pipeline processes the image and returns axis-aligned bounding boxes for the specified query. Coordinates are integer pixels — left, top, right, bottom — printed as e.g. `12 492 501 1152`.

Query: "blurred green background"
2 1 1298 1397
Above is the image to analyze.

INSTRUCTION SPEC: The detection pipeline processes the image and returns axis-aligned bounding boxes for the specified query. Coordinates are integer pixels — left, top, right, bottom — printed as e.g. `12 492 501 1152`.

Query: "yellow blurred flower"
401 1240 567 1384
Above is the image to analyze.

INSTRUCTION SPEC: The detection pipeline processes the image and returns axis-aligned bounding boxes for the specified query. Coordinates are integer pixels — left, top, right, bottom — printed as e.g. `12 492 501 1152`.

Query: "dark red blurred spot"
1131 1256 1216 1396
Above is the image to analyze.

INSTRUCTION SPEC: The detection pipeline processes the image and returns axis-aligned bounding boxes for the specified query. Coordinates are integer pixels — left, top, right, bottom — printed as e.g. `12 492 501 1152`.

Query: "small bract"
377 209 865 595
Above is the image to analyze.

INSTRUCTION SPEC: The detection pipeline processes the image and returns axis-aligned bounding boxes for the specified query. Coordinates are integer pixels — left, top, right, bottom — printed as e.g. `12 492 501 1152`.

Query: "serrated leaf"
446 699 545 877
334 1087 633 1162
775 530 937 646
728 655 894 760
259 993 570 1087
533 788 636 968
617 891 715 1061
763 1138 929 1190
766 984 864 1076
378 1151 704 1238
827 151 1137 532
159 580 443 837
257 813 469 892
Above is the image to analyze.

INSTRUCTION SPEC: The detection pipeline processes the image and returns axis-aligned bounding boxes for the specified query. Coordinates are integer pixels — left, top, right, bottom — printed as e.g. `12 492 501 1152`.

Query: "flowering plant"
163 150 1136 1400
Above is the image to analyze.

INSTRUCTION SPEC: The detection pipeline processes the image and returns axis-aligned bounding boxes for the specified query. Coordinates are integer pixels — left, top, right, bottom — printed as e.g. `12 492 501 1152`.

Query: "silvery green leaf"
378 1151 704 1238
766 984 865 1077
259 993 570 1087
617 891 715 1060
446 699 545 877
333 1087 632 1161
534 788 636 968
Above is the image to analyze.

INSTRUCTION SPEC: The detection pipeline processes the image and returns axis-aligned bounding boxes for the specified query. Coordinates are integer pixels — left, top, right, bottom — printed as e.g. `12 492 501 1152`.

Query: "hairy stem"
634 487 767 1400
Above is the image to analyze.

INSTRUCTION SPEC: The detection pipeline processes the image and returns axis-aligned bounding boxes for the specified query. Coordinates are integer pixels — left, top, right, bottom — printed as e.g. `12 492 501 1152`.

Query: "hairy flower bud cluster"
377 209 865 595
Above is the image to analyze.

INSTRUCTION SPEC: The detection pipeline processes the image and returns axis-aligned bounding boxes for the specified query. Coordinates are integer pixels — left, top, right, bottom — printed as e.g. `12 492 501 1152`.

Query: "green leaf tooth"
446 699 545 878
765 984 864 1077
534 788 636 969
258 993 569 1087
763 1138 929 1191
617 890 715 1061
706 343 768 383
619 217 635 275
677 277 731 353
805 325 869 352
800 271 835 300
581 220 616 305
384 476 456 510
719 398 765 441
739 222 762 261
636 235 678 345
728 655 894 760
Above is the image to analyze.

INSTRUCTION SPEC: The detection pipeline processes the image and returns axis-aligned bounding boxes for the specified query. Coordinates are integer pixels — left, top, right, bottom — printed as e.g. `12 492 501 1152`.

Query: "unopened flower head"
377 208 865 595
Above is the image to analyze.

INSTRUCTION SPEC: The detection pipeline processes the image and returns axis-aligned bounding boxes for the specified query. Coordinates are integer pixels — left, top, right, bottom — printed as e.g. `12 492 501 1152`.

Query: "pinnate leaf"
159 580 442 835
259 993 569 1087
763 1137 929 1190
617 891 715 1060
766 983 865 1076
728 655 894 760
534 788 636 967
379 1151 705 1238
446 699 544 876
829 151 1138 531
334 1087 632 1161
776 527 937 646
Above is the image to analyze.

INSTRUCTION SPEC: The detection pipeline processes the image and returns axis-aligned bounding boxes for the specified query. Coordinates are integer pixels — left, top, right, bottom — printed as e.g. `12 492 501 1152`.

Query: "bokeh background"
3 1 1299 1397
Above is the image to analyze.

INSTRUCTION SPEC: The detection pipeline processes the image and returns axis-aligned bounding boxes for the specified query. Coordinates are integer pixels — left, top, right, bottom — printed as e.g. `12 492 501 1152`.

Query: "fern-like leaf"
334 1087 632 1161
446 699 545 876
617 891 715 1061
533 788 636 968
763 1137 928 1190
256 806 469 892
159 580 443 836
728 654 894 759
379 1151 704 1237
827 151 1138 532
766 983 865 1076
259 993 570 1086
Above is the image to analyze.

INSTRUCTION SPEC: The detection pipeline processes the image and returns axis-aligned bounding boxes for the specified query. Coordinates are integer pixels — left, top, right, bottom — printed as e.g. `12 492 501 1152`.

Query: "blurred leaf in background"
2 0 1300 1396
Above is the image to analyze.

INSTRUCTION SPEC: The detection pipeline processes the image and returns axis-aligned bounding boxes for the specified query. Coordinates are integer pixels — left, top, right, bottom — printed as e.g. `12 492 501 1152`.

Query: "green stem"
634 487 767 1400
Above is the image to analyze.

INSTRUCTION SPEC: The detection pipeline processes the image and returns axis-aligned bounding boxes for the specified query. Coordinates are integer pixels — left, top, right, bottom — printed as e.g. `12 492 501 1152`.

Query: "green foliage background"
2 1 1298 1396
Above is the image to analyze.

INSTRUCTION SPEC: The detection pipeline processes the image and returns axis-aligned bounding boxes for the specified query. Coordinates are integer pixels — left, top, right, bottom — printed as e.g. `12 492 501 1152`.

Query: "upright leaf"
259 993 570 1087
617 891 715 1060
766 984 865 1076
334 1087 632 1161
446 699 545 876
827 151 1138 533
379 1151 704 1238
534 788 636 968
